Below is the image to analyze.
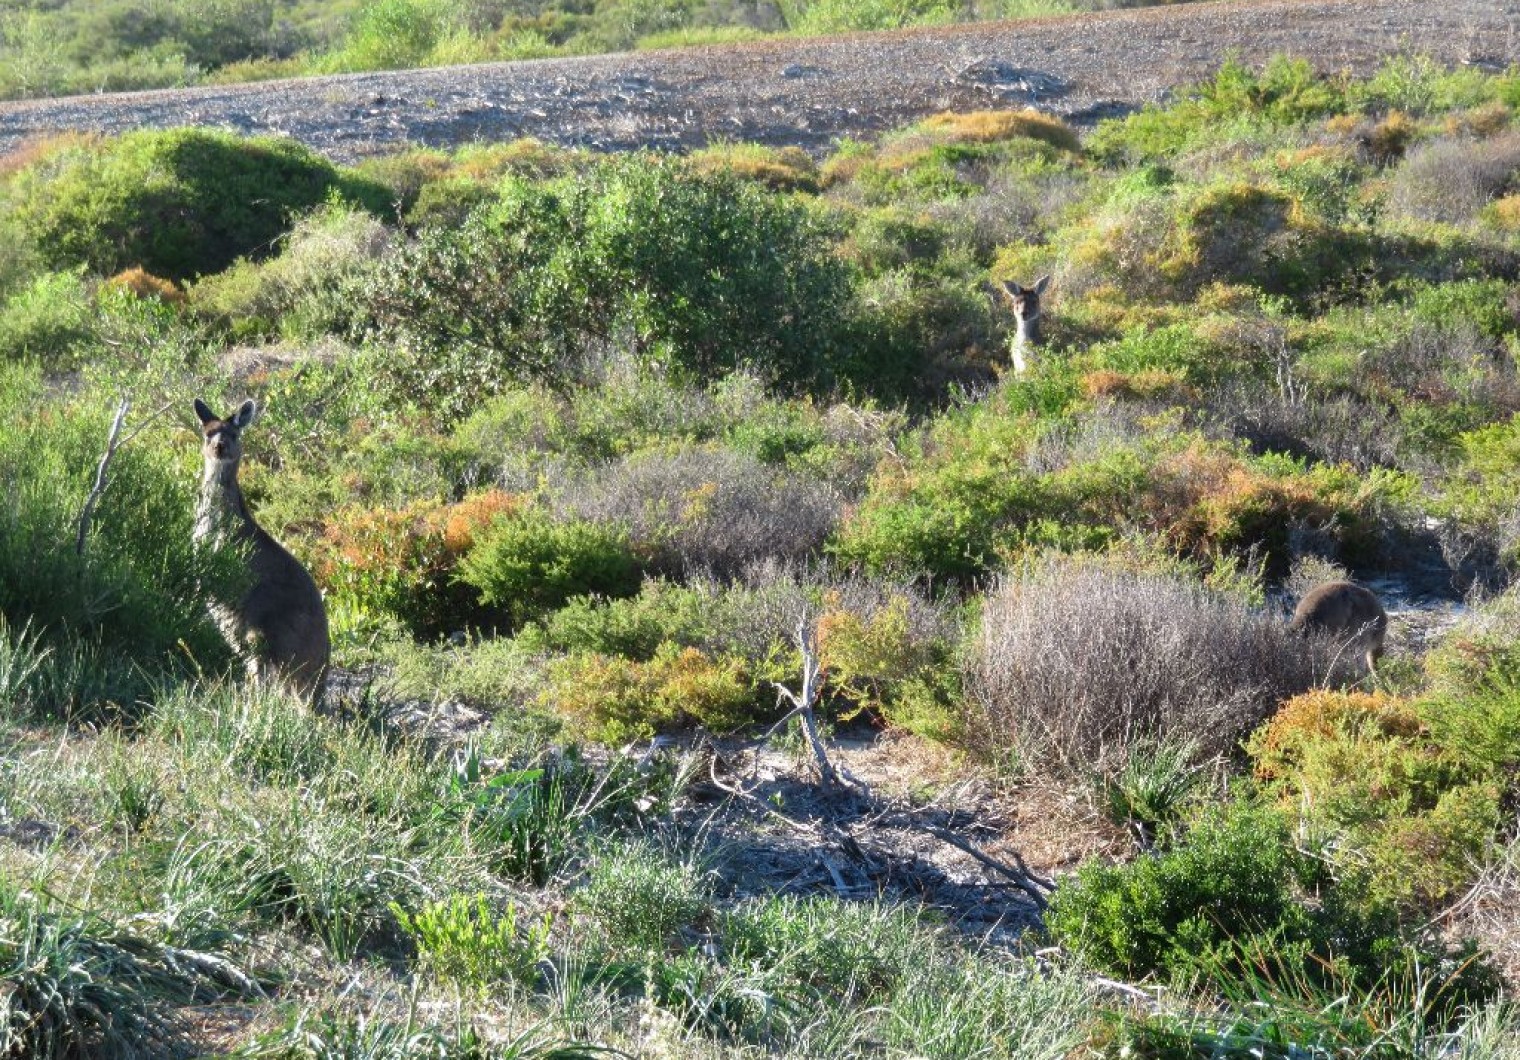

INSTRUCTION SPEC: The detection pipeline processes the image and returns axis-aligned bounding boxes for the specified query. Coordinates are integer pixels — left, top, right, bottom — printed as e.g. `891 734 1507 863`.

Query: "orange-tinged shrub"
316 489 522 635
442 489 524 553
1488 194 1520 230
104 267 185 307
1080 369 1194 402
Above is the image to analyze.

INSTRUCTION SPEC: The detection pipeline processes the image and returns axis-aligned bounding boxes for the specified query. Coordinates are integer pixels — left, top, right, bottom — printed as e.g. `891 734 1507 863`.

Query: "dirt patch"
0 0 1513 164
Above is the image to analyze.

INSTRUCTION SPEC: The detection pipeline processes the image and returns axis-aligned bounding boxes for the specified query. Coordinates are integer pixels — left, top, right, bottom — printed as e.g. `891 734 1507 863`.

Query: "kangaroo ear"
1031 274 1050 295
193 398 217 425
231 399 257 428
1000 279 1025 298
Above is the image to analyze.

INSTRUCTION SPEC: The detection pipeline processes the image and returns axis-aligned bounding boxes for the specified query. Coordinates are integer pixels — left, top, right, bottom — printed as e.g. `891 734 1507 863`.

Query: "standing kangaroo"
194 398 329 705
999 275 1050 375
1289 580 1387 675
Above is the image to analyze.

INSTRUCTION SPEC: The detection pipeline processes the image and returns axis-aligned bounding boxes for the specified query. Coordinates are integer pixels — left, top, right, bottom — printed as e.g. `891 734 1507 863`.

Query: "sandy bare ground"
0 0 1515 163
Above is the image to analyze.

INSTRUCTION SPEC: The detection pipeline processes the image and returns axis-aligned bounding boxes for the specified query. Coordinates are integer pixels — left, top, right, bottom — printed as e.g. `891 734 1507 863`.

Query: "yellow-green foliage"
815 593 962 741
1442 414 1520 534
543 644 758 743
690 143 820 192
1248 689 1505 913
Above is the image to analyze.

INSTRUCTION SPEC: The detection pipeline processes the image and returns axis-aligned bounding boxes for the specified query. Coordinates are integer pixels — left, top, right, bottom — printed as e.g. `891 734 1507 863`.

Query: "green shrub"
578 843 711 951
1089 57 1345 164
1247 687 1513 914
457 510 642 628
7 129 390 280
543 644 759 743
392 893 550 989
532 580 716 660
0 366 241 713
782 0 959 33
317 0 463 73
188 201 392 341
354 156 862 411
0 269 94 365
1046 802 1317 984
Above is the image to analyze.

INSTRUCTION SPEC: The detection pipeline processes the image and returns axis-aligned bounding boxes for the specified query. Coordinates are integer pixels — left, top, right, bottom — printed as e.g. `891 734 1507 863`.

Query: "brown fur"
1289 580 1387 674
193 398 330 705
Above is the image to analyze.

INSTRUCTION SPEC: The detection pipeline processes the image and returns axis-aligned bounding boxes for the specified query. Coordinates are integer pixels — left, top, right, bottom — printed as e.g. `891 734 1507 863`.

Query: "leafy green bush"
188 201 392 341
392 893 550 989
578 843 711 951
0 269 95 365
457 510 642 628
6 129 390 280
0 365 241 714
1043 800 1471 994
354 156 862 410
543 643 759 742
782 0 958 33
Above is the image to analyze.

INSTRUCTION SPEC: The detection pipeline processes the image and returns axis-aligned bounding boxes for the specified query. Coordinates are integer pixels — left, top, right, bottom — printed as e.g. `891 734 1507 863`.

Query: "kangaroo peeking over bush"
997 275 1049 374
193 398 329 705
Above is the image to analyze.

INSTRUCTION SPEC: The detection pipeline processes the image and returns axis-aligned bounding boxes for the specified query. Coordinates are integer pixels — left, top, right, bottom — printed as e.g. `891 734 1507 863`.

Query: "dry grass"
0 132 99 181
916 109 1081 153
103 267 186 307
689 142 820 191
968 555 1344 776
1447 839 1520 987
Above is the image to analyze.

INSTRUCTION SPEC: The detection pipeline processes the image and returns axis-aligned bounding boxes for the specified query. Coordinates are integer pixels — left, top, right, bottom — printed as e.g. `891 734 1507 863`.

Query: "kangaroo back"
194 398 330 705
1289 580 1387 674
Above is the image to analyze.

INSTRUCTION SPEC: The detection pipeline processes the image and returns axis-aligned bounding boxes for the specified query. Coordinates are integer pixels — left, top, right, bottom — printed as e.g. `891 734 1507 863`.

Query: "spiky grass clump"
0 881 250 1059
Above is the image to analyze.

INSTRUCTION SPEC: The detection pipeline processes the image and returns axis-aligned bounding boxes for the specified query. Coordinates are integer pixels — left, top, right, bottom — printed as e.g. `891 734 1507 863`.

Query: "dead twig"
910 820 1052 910
75 399 177 557
770 615 849 792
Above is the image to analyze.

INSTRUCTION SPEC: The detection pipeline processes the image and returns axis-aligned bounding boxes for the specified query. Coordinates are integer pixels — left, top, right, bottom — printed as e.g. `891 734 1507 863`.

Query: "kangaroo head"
1000 275 1050 329
194 398 257 470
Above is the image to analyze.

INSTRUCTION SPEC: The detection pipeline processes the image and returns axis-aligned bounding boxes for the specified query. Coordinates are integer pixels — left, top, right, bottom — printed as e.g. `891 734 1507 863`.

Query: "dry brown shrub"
104 267 186 307
1443 102 1512 140
916 109 1080 153
557 447 841 578
0 132 99 181
968 556 1340 775
1364 110 1419 164
1388 131 1520 224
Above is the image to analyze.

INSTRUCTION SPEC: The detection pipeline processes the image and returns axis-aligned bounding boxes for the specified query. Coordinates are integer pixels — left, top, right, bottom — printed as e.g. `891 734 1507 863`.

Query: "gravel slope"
0 0 1514 162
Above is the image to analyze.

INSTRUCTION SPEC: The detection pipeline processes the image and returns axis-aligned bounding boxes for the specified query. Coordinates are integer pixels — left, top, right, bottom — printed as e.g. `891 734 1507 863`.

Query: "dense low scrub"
1 56 1519 1056
3 129 390 281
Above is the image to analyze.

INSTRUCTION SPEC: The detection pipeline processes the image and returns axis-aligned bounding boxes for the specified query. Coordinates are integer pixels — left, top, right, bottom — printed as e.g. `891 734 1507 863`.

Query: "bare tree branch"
75 399 177 557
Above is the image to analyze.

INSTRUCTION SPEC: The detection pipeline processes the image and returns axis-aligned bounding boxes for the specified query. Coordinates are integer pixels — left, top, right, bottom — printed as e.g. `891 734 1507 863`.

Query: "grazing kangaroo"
193 398 329 705
1289 580 1387 675
999 275 1050 375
